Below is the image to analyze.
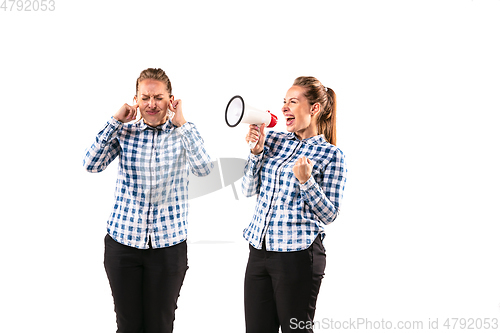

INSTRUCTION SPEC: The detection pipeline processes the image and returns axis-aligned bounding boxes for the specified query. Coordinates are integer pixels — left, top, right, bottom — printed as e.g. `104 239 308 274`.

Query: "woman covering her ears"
83 68 212 332
242 76 347 333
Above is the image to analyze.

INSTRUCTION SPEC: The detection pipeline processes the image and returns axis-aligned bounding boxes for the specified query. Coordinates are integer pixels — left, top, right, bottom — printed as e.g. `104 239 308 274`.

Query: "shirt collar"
286 132 327 145
139 119 174 132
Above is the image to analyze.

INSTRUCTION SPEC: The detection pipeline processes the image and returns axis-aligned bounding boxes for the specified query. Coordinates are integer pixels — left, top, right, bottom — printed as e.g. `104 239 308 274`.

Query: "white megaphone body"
225 95 278 149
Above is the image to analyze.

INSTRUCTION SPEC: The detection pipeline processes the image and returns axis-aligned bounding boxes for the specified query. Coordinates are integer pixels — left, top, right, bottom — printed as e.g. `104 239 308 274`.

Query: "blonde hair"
136 68 172 96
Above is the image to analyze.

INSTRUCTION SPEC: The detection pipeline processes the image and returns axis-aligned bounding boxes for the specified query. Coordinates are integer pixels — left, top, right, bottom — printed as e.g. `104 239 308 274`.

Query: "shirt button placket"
149 129 158 244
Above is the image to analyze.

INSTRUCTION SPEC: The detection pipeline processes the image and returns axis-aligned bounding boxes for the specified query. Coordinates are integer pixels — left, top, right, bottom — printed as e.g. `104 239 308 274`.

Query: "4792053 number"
1 0 55 11
443 318 499 330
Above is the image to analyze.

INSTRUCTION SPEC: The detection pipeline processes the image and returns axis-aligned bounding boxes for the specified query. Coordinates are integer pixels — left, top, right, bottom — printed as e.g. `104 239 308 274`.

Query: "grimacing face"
135 79 174 127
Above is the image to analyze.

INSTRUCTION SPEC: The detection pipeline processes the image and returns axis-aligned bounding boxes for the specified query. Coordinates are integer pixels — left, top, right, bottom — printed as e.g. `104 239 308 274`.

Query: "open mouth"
285 115 295 126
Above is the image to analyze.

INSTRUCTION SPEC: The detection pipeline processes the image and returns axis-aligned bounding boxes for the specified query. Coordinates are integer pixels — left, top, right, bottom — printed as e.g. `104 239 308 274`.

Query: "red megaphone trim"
267 111 278 128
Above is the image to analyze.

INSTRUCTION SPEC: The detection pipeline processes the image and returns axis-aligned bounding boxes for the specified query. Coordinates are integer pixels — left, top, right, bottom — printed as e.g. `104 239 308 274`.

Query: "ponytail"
319 87 336 146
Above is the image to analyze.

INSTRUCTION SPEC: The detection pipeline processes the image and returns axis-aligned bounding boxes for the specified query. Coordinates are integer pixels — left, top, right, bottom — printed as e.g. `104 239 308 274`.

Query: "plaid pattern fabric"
83 117 213 249
242 131 347 252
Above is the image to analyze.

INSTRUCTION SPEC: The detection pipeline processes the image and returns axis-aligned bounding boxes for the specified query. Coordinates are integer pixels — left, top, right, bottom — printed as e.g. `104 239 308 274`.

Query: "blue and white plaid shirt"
83 117 213 249
242 131 347 252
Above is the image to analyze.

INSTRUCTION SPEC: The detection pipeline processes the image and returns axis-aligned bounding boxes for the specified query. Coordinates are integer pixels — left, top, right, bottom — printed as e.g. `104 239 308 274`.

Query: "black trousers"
104 234 188 333
244 236 326 333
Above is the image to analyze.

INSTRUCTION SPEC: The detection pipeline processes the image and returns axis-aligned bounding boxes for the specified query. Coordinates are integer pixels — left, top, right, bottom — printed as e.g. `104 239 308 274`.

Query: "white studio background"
1 0 499 332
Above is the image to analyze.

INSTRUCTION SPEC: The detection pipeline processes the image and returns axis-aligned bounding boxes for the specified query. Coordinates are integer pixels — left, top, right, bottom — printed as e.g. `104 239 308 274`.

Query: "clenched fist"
113 103 139 123
169 99 187 127
292 156 313 184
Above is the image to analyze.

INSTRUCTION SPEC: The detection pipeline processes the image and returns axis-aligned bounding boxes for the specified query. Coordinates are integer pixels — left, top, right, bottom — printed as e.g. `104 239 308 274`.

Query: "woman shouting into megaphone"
242 76 347 333
83 68 213 332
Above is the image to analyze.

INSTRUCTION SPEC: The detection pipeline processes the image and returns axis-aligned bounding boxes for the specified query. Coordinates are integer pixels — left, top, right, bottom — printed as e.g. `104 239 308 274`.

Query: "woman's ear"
310 103 321 116
168 95 175 110
133 96 138 104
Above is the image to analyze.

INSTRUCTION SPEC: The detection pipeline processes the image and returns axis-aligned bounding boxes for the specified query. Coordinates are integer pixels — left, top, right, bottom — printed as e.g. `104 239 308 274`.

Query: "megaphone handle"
248 140 257 149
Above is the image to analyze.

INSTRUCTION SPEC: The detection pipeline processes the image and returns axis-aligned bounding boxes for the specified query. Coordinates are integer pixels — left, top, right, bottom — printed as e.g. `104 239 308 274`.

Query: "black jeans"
244 236 326 333
104 234 188 333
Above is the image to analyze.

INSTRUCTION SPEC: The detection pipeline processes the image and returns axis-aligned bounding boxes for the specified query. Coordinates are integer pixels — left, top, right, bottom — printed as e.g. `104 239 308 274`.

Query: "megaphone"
188 158 246 200
225 95 278 148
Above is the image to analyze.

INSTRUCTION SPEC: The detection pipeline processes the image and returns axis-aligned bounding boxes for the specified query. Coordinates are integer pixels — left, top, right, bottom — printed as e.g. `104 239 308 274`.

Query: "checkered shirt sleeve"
83 117 123 173
83 117 213 249
241 131 347 252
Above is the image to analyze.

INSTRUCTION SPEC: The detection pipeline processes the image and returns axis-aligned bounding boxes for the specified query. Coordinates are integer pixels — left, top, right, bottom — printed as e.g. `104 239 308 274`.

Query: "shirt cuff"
97 116 123 144
249 150 263 160
109 116 123 129
175 122 194 135
299 175 316 192
247 150 263 169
